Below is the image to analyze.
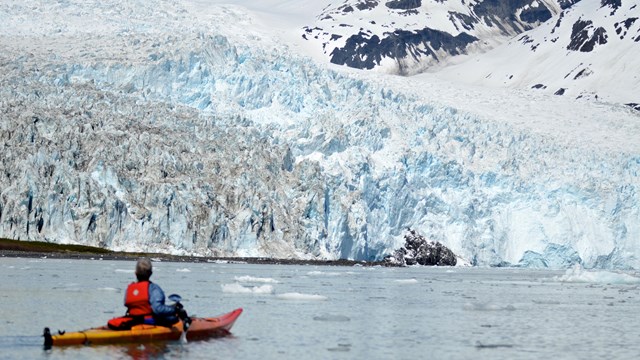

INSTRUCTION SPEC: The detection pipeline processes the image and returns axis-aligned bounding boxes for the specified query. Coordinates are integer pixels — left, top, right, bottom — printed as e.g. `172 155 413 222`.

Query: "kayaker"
125 258 179 326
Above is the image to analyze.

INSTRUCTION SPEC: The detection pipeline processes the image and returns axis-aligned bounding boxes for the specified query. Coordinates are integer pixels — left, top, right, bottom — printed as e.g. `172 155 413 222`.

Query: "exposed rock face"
601 0 622 11
329 29 478 72
435 0 640 106
302 0 568 75
567 19 608 52
385 229 457 266
385 0 422 10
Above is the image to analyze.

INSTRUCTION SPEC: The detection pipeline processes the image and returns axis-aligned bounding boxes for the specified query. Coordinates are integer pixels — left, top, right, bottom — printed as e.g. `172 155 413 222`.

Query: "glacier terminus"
1 0 639 269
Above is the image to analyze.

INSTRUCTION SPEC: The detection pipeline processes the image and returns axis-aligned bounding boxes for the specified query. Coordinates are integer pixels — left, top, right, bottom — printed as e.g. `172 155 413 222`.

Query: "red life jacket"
125 281 153 316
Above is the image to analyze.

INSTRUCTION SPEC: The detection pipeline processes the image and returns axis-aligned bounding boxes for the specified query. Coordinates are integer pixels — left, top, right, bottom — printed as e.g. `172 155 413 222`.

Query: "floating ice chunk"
234 275 279 283
176 268 191 272
221 284 249 294
221 283 274 294
207 259 228 264
394 279 418 284
554 264 640 284
115 269 134 273
276 293 328 301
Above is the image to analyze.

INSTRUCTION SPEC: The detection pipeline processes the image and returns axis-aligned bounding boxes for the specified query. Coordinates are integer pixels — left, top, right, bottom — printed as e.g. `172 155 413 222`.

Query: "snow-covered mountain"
1 0 639 269
436 0 640 106
301 0 639 106
302 0 572 75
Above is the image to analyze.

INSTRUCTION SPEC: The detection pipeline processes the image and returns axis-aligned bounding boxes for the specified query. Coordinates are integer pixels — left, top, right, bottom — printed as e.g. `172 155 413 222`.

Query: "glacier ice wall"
1 1 639 268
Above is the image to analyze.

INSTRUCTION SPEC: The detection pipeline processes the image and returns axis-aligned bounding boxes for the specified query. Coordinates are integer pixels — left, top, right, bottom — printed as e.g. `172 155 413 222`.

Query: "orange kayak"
45 308 242 346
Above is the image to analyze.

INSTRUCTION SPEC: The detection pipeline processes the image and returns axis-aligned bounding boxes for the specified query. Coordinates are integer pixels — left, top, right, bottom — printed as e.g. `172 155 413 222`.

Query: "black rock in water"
385 229 457 266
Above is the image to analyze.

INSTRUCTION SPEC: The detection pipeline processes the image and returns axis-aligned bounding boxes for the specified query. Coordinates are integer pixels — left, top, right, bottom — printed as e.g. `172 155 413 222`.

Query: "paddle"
43 327 66 349
43 327 52 350
168 294 192 344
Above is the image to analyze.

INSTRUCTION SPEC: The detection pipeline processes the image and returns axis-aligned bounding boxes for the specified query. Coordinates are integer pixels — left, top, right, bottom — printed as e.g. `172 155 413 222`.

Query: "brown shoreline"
0 249 392 266
0 240 395 268
0 238 393 266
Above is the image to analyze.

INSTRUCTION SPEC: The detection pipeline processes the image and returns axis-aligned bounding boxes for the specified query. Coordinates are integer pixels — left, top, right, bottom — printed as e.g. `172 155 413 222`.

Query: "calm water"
1 257 640 359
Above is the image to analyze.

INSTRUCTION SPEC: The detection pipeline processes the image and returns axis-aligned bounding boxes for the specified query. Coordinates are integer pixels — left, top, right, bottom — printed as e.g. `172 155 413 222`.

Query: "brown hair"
135 258 153 281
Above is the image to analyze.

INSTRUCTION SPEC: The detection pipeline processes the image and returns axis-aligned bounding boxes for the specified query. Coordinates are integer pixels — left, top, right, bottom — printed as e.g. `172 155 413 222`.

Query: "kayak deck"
46 308 242 346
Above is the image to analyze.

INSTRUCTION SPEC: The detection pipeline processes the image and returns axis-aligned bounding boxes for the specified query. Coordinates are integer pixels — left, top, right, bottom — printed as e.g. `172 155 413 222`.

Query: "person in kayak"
124 258 180 326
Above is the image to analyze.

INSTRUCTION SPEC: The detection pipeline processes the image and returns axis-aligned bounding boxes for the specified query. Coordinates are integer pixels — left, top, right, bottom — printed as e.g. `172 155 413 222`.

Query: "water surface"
1 257 639 359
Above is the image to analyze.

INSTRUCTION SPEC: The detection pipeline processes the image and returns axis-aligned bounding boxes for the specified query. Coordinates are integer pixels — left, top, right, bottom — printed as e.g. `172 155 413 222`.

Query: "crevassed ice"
0 0 639 269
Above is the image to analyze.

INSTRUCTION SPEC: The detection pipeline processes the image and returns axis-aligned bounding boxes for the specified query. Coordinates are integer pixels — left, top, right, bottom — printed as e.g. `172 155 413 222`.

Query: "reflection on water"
120 342 171 359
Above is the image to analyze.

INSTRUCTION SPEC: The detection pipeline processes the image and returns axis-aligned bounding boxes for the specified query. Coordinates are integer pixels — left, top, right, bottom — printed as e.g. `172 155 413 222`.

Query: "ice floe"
276 293 328 301
554 264 640 284
234 275 279 283
221 283 275 294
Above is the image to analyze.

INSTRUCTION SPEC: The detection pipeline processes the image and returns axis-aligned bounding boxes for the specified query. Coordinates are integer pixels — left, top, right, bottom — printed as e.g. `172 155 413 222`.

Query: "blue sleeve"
148 283 176 316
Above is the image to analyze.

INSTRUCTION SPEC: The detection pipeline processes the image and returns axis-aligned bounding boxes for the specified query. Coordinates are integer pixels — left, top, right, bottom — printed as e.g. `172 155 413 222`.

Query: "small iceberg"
394 279 418 284
554 264 640 284
234 275 279 283
307 271 341 277
276 293 328 301
221 283 274 295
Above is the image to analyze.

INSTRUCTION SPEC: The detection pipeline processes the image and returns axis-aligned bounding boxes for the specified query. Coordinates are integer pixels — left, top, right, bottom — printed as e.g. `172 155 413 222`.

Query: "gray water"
1 257 640 359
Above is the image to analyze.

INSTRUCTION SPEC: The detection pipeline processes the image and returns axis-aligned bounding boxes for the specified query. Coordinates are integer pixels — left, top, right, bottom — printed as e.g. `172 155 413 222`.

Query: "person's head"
135 258 153 281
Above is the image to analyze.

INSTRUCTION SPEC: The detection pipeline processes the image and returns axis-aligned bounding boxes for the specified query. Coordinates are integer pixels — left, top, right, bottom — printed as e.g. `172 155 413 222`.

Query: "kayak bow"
44 308 242 347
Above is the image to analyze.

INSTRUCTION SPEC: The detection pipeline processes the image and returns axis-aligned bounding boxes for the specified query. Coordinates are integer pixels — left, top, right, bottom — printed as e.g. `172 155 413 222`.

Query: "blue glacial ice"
0 1 639 269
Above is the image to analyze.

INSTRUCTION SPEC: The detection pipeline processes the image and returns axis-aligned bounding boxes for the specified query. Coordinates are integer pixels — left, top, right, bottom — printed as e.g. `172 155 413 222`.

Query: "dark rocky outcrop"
473 0 552 28
339 1 379 12
626 103 640 111
559 0 583 9
323 0 559 73
601 0 621 11
330 28 477 72
385 0 422 10
384 229 457 266
567 19 608 52
356 0 380 11
614 17 638 39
